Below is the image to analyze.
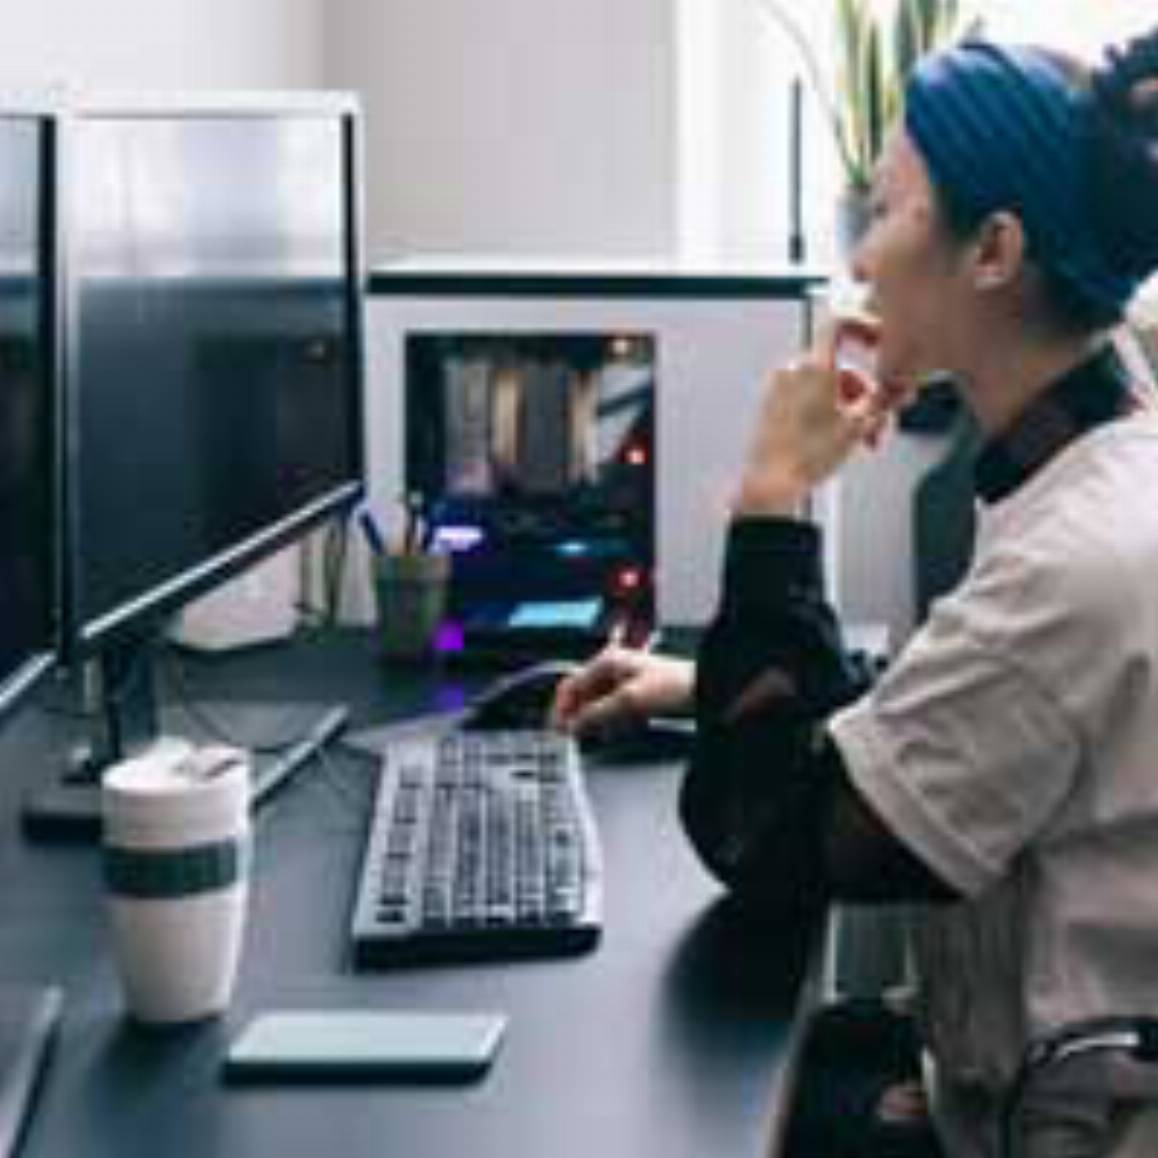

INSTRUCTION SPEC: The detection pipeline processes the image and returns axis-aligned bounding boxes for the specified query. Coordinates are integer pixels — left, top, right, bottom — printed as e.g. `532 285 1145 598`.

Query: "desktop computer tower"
353 264 822 654
403 330 654 659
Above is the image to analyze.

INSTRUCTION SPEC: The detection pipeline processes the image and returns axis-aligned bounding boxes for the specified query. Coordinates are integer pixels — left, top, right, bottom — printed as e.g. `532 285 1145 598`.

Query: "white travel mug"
101 743 251 1026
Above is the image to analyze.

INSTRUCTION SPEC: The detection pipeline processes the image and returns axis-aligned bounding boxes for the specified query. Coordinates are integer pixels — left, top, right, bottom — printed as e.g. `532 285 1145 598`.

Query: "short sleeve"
829 592 1081 897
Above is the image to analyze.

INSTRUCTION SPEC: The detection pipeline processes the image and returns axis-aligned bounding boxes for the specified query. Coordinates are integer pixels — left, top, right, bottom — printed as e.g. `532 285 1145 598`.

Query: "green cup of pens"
360 495 450 662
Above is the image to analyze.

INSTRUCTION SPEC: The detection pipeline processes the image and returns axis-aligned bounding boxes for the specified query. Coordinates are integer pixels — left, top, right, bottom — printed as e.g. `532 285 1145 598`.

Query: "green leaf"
895 0 918 81
777 0 980 190
863 22 883 168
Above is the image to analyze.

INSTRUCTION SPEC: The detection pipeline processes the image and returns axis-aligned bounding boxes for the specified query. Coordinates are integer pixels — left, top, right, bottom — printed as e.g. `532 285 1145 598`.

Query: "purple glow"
435 620 464 653
433 680 471 712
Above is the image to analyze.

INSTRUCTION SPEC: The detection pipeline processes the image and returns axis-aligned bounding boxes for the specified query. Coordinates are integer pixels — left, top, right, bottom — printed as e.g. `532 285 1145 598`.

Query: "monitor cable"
159 646 320 757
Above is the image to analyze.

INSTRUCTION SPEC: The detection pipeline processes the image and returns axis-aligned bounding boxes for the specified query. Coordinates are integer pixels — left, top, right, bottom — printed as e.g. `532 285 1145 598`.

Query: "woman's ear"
969 210 1027 292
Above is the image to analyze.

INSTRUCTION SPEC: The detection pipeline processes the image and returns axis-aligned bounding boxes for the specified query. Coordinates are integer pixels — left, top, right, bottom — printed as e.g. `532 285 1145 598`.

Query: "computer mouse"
461 660 582 731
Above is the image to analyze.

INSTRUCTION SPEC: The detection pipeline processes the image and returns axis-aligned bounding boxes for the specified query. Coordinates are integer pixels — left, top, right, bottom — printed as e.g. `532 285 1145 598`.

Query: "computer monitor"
48 95 364 804
0 104 66 1153
0 109 57 720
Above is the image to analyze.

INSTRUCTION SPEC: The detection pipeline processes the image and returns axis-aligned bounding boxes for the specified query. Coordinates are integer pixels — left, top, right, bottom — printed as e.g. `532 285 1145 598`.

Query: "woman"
552 30 1158 1158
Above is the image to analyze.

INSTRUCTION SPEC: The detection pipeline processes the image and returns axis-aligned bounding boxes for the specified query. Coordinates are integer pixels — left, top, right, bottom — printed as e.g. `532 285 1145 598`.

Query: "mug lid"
102 742 251 838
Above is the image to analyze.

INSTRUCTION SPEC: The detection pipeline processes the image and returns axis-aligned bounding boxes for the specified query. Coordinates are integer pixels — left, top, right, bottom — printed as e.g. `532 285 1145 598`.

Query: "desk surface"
0 630 818 1158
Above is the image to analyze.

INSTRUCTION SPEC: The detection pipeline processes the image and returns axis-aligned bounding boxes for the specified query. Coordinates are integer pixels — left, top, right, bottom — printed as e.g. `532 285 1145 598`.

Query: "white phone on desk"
223 1010 507 1082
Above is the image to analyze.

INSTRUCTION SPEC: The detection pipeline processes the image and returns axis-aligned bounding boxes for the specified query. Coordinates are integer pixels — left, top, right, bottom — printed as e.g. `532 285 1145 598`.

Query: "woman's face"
851 128 970 393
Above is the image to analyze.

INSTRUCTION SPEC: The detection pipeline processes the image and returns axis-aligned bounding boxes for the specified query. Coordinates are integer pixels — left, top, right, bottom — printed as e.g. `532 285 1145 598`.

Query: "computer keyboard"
349 729 603 966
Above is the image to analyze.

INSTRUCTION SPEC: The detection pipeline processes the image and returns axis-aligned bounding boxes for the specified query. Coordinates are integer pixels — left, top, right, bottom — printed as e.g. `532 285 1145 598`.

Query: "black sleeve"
678 517 872 922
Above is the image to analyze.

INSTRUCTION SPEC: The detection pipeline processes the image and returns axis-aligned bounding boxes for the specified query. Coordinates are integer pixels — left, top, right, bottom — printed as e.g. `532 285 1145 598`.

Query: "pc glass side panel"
65 109 363 652
0 113 55 716
405 331 656 644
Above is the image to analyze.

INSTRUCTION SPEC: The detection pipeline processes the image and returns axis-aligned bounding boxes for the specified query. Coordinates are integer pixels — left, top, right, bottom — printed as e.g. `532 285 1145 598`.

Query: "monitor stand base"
21 703 349 841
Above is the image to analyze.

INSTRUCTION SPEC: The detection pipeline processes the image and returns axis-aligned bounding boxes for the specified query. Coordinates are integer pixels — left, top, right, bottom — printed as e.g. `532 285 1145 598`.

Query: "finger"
809 318 845 371
836 365 876 406
838 386 891 450
836 312 882 348
550 649 628 726
549 677 581 728
573 684 636 737
859 410 891 451
568 649 628 701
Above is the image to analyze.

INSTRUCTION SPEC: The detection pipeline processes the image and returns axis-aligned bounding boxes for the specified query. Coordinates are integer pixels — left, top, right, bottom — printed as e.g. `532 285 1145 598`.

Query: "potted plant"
756 0 981 246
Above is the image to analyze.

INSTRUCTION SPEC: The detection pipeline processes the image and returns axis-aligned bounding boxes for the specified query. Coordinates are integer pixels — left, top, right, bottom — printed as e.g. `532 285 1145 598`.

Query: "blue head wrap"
904 41 1139 316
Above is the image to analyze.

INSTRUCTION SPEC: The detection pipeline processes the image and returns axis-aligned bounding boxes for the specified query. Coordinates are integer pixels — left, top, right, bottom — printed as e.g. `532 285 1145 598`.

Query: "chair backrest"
912 409 982 625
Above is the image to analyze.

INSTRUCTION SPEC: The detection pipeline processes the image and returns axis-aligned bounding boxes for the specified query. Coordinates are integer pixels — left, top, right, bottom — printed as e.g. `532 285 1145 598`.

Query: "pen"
402 491 430 554
354 504 387 556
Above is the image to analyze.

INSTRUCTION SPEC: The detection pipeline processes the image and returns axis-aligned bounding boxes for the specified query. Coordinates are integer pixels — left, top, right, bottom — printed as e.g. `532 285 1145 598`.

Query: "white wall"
323 0 679 264
0 0 323 91
692 0 839 268
981 1 1155 57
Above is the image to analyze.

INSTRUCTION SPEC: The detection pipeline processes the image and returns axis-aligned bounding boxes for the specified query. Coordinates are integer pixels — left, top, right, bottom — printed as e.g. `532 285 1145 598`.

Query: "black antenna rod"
789 76 806 264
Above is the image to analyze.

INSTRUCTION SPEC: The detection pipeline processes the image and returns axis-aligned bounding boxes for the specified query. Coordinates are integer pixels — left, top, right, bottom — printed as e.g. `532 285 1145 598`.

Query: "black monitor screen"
0 115 54 711
68 108 362 649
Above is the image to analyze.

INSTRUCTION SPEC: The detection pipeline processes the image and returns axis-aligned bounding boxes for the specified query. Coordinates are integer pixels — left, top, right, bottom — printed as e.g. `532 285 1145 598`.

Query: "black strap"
104 837 249 899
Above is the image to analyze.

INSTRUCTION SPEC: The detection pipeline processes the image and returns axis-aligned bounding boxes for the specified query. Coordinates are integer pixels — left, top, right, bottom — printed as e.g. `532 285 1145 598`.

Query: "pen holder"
372 552 451 662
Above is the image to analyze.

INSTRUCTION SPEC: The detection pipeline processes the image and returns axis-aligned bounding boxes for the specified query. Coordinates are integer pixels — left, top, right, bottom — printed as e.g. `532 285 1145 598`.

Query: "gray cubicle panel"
357 265 823 630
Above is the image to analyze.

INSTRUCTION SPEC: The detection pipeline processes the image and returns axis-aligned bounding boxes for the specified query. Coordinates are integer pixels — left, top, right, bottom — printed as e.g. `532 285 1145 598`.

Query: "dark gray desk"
0 630 820 1158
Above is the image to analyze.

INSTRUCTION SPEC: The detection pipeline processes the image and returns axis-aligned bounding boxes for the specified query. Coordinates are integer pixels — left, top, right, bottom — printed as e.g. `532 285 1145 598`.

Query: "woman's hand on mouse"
549 644 694 739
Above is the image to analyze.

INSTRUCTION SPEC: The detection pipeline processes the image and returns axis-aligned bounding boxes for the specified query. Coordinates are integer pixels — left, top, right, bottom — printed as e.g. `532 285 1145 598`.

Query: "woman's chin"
875 355 917 393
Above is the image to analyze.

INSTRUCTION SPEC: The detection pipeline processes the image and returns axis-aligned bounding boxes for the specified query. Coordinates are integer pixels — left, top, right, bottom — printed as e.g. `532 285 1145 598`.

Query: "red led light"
616 568 642 591
625 445 647 467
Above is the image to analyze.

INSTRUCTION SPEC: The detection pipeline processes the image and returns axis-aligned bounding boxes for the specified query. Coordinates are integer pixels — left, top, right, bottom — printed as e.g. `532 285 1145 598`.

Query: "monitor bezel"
0 654 54 725
58 94 367 659
0 105 61 715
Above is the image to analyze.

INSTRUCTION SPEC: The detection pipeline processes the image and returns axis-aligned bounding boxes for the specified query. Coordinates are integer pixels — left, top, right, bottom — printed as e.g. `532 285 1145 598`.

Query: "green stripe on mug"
104 837 249 899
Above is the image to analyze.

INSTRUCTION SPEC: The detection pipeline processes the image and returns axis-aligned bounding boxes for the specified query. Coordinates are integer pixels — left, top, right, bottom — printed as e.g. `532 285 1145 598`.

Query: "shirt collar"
973 344 1135 504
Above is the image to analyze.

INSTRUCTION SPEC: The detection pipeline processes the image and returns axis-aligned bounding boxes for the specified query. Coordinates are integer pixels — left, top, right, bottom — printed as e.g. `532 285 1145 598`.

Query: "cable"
1000 1016 1158 1158
290 515 350 633
158 647 312 757
310 740 368 824
323 515 350 627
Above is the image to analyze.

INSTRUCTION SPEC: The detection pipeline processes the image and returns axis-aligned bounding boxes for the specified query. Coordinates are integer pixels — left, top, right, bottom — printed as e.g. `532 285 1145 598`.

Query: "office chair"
912 407 982 626
782 993 943 1158
999 1016 1158 1158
